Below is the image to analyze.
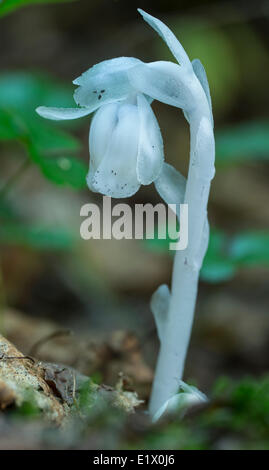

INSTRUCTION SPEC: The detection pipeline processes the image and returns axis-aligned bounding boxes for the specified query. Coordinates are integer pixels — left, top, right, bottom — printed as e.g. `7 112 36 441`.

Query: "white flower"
36 9 212 198
36 57 164 198
87 94 163 198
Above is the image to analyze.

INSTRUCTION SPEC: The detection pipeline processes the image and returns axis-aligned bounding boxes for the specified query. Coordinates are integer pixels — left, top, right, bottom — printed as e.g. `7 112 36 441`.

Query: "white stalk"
149 108 215 417
35 7 215 420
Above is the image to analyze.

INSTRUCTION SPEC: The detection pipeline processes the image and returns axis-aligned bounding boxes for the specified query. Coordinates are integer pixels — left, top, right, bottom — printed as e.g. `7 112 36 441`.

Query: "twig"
0 354 36 364
29 329 73 357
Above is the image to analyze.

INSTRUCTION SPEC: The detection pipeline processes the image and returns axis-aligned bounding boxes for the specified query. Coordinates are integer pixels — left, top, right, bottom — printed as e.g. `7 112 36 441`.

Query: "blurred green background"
0 0 269 447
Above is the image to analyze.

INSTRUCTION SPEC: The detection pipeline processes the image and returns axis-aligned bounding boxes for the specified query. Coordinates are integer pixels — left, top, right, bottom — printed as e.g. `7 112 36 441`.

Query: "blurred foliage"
0 221 78 250
155 17 269 118
0 0 76 18
201 229 269 282
38 155 87 189
146 228 269 283
156 18 239 115
0 72 87 189
216 121 269 166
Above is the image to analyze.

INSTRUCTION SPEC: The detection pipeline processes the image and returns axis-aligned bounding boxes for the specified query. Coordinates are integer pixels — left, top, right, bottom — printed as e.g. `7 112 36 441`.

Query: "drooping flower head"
36 9 212 198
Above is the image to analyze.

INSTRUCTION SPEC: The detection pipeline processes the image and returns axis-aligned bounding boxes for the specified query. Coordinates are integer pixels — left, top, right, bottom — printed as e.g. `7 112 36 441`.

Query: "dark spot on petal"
101 90 105 93
98 95 102 100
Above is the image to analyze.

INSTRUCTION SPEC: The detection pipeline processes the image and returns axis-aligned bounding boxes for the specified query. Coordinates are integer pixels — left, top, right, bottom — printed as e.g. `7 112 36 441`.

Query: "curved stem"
149 114 215 417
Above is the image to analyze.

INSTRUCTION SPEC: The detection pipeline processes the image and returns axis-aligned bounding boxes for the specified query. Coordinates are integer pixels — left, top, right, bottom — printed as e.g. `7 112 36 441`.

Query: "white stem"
149 111 215 417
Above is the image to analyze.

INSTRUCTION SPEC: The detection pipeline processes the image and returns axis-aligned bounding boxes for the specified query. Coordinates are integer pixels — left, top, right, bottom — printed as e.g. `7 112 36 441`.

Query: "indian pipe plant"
36 9 214 420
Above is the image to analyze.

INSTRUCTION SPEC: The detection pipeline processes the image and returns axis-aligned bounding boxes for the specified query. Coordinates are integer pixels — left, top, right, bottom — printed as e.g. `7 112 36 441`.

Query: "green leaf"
27 120 81 154
201 230 269 281
216 121 269 166
229 232 269 266
0 72 74 112
0 108 27 140
0 72 87 189
38 155 87 189
158 19 240 115
200 229 237 282
200 258 237 283
0 222 78 250
0 199 17 219
0 0 76 18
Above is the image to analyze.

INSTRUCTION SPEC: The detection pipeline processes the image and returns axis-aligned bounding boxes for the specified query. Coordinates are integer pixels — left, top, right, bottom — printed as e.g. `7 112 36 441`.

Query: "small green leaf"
39 155 87 189
229 232 269 266
0 72 88 189
0 109 27 140
201 229 237 283
216 121 269 166
200 258 237 283
0 72 74 112
28 120 81 154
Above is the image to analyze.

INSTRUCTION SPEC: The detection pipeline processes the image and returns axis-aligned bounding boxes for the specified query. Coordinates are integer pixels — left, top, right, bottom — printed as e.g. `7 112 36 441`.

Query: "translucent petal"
154 162 186 207
73 57 142 110
36 106 92 121
136 94 164 185
192 59 213 126
138 9 191 69
87 103 141 198
73 57 142 85
89 102 120 173
128 61 191 110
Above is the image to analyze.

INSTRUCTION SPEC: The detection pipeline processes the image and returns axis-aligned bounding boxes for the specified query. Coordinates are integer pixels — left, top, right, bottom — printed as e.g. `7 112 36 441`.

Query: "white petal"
138 9 191 69
136 94 164 185
73 57 142 110
73 57 141 85
36 106 92 121
192 59 213 126
128 61 192 110
89 103 120 173
154 162 186 208
87 103 141 198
